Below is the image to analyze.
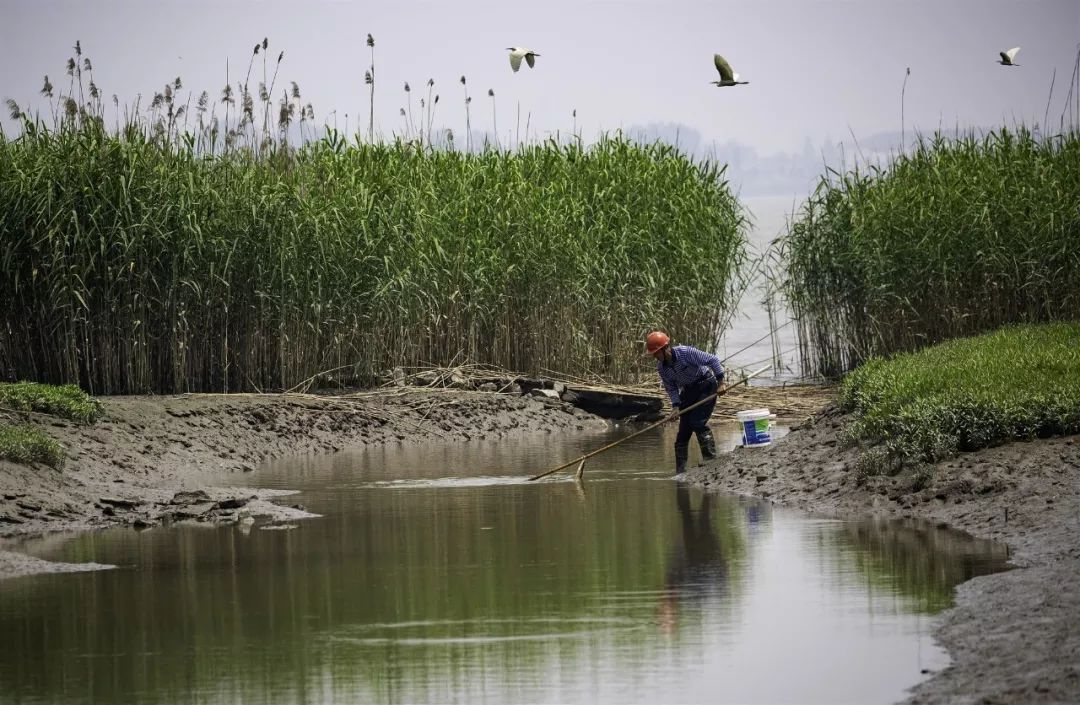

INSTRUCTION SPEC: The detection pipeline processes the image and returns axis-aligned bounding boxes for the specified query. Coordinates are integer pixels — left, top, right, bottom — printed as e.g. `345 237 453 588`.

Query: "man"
646 330 724 475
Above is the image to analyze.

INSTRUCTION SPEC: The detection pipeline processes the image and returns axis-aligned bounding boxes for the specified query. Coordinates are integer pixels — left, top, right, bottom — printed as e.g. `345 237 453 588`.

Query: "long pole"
527 364 772 482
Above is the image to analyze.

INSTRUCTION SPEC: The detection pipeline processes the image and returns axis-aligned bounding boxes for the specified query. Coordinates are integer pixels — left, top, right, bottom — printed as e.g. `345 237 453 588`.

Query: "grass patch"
0 424 65 469
0 382 102 423
840 322 1080 472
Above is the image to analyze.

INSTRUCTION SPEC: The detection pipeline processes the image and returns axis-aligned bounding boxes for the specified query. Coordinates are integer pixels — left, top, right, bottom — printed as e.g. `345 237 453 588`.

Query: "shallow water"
0 423 1009 705
720 194 804 382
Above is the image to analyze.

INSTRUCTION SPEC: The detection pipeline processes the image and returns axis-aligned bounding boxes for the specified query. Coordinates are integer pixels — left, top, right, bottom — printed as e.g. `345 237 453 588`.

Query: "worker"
645 330 724 475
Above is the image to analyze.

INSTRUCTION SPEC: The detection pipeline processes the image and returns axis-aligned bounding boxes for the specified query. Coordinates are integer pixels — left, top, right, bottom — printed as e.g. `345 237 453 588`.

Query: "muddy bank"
0 388 605 574
686 406 1080 705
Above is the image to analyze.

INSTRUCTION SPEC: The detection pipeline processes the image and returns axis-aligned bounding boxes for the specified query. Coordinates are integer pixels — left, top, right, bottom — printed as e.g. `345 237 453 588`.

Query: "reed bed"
0 48 748 394
779 127 1080 377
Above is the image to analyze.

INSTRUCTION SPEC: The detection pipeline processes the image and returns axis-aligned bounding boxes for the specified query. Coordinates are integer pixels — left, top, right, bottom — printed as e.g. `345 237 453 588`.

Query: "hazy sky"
2 0 1078 154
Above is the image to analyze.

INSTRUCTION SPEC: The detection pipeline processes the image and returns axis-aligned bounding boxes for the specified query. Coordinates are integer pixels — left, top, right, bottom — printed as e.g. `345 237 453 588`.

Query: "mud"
0 389 604 574
686 406 1080 705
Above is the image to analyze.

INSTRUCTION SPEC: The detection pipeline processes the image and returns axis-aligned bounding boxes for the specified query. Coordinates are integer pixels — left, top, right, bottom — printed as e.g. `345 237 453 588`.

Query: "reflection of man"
658 484 728 634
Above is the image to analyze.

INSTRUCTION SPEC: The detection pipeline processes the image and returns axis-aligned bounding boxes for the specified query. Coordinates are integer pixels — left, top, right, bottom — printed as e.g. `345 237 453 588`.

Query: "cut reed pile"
365 363 834 420
780 127 1080 377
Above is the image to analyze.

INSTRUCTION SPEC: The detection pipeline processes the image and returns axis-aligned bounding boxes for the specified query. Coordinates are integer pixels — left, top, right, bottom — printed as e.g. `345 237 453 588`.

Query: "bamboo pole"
527 364 772 482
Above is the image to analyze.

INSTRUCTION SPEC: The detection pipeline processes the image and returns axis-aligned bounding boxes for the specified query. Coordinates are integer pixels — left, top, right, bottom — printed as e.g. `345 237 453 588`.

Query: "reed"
365 34 375 143
779 127 1080 377
0 48 748 394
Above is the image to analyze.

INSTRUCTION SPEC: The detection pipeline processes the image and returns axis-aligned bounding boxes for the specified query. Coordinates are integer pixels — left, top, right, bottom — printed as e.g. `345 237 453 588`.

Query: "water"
0 423 1009 705
719 194 805 382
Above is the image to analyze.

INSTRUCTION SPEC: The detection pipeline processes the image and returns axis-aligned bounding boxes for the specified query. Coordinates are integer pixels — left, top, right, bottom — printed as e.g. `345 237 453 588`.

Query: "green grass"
840 322 1080 473
780 127 1080 377
0 382 102 423
0 424 65 469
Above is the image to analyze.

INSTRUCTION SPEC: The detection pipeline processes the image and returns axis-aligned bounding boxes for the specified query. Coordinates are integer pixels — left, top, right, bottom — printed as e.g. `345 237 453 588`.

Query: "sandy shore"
686 406 1080 705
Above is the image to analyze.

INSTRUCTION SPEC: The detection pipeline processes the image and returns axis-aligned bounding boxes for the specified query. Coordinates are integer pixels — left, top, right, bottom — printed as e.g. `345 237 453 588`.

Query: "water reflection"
658 485 734 634
826 516 1011 613
0 427 1010 705
721 195 803 380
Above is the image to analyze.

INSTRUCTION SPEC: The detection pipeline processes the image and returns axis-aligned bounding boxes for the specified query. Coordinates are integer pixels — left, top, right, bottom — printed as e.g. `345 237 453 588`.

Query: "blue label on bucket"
742 418 771 445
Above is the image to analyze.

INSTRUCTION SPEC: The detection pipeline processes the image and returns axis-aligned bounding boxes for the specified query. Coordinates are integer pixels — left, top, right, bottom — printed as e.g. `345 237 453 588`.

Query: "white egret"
998 47 1021 66
507 47 540 73
712 54 749 87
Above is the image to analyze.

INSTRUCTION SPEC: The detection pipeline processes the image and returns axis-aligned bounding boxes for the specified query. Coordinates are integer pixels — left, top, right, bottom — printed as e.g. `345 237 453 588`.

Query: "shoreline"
0 379 831 553
685 406 1080 705
0 388 608 578
4 390 1077 704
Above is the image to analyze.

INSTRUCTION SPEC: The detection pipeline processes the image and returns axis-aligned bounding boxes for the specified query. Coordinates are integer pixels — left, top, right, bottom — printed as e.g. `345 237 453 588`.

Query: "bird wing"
1005 46 1021 61
713 54 734 82
525 52 536 69
509 50 523 72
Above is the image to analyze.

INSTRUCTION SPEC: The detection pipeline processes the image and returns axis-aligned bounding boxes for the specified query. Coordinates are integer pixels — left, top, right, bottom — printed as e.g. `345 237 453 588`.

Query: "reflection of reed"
824 517 1011 613
0 470 752 704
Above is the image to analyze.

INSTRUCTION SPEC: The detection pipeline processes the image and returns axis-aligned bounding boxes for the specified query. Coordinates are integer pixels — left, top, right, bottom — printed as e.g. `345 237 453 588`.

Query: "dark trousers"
674 375 718 474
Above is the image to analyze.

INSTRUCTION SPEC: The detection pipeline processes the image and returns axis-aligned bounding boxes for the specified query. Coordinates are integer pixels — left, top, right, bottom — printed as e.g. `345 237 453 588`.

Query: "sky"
2 0 1078 181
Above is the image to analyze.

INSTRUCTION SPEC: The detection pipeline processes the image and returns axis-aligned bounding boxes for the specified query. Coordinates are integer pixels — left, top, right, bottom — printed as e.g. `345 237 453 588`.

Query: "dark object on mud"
99 497 143 509
214 496 255 510
560 388 661 419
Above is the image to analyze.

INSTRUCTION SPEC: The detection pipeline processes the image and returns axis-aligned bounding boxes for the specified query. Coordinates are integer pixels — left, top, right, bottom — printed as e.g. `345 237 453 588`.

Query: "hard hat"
645 331 670 354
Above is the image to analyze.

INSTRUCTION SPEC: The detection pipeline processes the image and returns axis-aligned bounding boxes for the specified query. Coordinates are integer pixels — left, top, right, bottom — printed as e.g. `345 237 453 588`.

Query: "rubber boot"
696 427 717 460
674 441 689 475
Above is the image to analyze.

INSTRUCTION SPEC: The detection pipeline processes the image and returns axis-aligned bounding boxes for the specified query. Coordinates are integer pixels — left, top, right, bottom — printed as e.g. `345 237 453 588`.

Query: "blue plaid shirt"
657 345 724 407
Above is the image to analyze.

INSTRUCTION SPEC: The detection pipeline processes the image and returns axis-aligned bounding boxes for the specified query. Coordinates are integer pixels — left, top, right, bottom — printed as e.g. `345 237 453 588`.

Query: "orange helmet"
645 331 670 354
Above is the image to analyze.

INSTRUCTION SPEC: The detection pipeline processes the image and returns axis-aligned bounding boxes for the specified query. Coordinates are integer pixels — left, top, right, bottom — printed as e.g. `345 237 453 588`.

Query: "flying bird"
507 47 540 73
998 47 1021 66
712 54 749 86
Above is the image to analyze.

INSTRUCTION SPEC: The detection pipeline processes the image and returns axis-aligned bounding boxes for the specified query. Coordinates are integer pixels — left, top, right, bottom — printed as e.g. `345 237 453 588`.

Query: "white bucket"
736 408 776 447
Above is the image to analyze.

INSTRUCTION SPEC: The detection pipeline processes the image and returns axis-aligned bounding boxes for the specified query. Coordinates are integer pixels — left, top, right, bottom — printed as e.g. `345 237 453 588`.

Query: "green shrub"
0 424 65 469
0 382 102 423
908 466 934 492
